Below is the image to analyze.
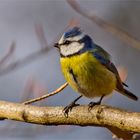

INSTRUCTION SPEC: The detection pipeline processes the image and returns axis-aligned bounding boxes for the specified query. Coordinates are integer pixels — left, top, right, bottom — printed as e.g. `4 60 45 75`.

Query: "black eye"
64 40 71 45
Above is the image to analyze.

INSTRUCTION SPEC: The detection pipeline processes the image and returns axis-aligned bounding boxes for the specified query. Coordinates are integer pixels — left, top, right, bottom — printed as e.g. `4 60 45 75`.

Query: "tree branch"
0 20 78 77
23 82 68 105
0 100 139 134
0 46 51 76
0 42 15 66
67 0 140 50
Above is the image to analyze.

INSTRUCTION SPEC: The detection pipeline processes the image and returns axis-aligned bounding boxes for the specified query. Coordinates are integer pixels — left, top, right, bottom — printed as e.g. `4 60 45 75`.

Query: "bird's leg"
63 95 82 117
88 95 105 111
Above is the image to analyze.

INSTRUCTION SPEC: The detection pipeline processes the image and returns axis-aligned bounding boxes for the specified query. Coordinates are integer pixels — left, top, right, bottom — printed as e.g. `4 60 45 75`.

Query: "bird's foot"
88 101 101 111
63 95 82 117
63 102 80 117
88 95 105 111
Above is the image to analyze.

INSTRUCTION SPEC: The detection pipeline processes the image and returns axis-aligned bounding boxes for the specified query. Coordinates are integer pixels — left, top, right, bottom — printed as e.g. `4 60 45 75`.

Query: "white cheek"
60 42 84 56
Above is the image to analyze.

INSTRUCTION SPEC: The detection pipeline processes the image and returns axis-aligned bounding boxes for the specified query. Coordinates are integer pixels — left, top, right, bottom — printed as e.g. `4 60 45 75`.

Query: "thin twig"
35 23 48 48
0 20 77 76
0 23 51 76
20 77 35 102
0 46 51 76
0 42 15 66
23 82 68 105
67 0 140 50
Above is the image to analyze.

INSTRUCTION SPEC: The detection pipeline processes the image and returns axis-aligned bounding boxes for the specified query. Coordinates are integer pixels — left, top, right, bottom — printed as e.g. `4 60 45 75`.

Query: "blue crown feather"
64 27 82 38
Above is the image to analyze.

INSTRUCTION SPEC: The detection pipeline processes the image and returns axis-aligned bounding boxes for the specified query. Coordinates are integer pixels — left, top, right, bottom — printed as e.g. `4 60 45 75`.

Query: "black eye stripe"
64 40 80 45
57 40 80 47
64 40 71 45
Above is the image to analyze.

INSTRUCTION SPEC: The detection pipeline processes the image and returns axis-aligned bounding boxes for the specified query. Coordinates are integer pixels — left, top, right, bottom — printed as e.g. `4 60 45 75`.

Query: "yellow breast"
60 52 116 98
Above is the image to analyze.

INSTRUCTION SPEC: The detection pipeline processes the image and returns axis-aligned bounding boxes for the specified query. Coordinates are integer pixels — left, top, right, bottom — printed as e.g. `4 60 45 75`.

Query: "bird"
54 26 138 116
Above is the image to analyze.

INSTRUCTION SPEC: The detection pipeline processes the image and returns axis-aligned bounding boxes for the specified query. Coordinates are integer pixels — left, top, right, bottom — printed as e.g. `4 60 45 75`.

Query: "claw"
88 95 105 111
63 102 80 117
63 95 82 117
88 101 100 111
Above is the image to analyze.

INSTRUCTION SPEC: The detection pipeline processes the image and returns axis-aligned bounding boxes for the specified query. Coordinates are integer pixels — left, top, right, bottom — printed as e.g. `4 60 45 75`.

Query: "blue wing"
80 35 128 88
91 44 128 88
91 44 139 100
92 44 111 65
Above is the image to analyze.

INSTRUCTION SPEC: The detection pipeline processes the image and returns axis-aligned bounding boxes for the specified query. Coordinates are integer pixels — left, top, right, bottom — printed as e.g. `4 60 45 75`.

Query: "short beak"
54 43 59 48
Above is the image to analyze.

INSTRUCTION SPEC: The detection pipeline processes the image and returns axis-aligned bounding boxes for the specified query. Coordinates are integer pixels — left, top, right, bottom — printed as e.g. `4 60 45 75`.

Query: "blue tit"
54 27 138 115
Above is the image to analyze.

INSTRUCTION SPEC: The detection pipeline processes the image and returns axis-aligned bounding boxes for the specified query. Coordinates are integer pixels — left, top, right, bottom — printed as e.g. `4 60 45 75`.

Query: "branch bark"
0 100 139 134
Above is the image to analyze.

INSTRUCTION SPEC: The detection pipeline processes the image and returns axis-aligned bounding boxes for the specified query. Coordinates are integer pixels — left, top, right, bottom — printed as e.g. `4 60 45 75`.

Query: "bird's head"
54 27 93 57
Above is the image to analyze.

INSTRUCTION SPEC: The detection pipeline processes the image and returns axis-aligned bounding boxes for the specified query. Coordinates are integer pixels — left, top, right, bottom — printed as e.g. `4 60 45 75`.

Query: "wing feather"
92 44 125 90
91 44 138 100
